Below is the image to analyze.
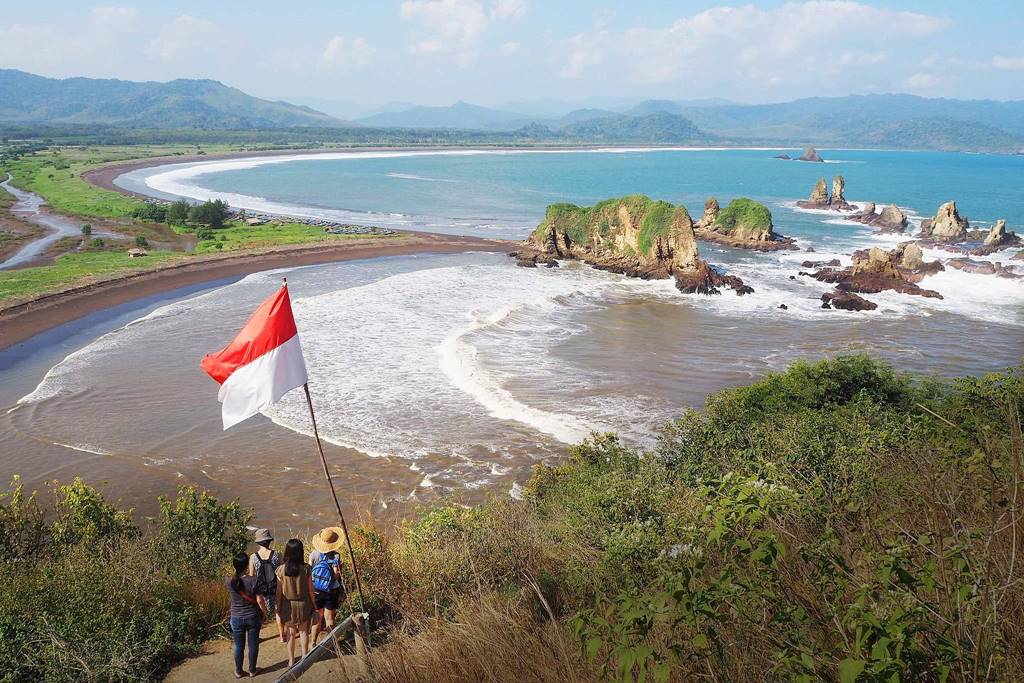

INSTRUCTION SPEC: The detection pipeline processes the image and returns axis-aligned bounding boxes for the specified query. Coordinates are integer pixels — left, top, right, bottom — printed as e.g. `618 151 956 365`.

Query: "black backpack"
252 550 280 595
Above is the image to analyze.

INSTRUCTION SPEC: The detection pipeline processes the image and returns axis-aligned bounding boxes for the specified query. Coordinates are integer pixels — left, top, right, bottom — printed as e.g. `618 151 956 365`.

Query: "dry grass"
354 595 594 683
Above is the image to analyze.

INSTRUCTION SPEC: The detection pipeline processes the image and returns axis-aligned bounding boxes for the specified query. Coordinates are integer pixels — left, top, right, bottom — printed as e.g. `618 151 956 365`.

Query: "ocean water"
3 149 1021 529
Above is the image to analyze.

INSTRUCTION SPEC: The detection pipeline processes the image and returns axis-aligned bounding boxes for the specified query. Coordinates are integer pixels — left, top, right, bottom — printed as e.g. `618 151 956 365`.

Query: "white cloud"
902 73 940 90
146 15 216 61
499 40 522 55
400 0 525 63
992 55 1024 71
558 1 951 93
491 0 526 20
89 6 140 33
322 35 374 68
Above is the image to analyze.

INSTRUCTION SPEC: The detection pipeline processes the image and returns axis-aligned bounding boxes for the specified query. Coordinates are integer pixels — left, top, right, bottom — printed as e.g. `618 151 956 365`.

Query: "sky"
1 1 1022 117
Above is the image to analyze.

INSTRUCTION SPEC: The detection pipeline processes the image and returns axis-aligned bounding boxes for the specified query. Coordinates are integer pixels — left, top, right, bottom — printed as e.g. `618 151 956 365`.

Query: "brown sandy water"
1 249 1020 538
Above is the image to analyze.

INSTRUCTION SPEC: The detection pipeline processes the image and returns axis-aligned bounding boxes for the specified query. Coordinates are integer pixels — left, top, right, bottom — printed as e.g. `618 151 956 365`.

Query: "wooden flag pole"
302 382 368 615
283 277 367 616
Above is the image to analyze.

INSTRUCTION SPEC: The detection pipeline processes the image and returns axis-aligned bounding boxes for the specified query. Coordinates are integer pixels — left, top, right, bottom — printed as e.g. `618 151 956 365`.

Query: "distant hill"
356 101 528 130
679 94 1024 151
0 69 341 129
560 111 709 143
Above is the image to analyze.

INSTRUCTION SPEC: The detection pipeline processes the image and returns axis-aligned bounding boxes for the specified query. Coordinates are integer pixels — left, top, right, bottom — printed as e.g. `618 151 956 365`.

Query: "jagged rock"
849 203 908 233
778 303 788 310
801 259 841 268
806 245 943 299
694 197 797 251
830 176 853 211
919 201 969 242
512 251 559 268
518 195 751 296
983 220 1006 247
774 154 791 160
695 197 719 229
797 178 830 208
946 258 1020 278
805 247 816 253
822 290 878 311
1013 250 1024 261
795 176 853 211
798 147 824 162
891 242 944 281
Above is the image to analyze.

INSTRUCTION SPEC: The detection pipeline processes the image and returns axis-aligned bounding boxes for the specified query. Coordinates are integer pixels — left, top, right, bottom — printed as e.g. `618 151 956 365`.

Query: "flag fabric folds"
200 284 308 429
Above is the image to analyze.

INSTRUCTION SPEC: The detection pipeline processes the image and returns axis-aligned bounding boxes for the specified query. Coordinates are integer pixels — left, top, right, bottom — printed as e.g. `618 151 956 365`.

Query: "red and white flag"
200 283 308 429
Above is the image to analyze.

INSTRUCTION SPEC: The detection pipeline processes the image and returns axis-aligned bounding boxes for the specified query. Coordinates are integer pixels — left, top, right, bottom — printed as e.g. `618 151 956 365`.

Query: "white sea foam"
385 172 460 183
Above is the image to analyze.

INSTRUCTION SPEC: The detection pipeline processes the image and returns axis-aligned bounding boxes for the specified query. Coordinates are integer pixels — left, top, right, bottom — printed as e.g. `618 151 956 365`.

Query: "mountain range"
0 69 340 129
1 69 1022 152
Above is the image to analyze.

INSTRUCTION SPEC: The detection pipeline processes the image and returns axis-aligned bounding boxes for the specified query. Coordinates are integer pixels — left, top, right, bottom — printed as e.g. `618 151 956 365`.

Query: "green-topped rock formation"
694 197 797 251
512 194 752 295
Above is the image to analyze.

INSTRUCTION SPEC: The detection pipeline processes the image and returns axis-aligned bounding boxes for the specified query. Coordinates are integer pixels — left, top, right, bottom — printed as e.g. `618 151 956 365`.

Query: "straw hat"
312 526 346 553
253 528 273 544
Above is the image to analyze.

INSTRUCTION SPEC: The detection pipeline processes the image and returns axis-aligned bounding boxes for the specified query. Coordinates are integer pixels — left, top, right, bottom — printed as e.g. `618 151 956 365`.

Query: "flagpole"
302 381 368 615
282 278 367 616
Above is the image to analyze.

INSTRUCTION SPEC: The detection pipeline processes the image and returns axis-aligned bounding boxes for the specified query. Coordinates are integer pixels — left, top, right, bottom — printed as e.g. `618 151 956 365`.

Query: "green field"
0 250 187 302
192 221 396 254
1 145 238 219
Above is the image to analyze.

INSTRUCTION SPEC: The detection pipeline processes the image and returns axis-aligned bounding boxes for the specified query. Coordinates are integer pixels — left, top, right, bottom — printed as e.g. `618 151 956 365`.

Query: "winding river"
0 175 88 270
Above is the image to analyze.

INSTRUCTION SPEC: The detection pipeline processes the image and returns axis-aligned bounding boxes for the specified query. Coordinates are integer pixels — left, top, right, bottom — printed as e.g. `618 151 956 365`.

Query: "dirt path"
165 622 360 682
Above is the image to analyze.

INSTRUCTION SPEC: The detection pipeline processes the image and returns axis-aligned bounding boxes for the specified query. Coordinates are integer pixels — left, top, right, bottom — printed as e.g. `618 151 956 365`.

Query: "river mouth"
2 148 1022 533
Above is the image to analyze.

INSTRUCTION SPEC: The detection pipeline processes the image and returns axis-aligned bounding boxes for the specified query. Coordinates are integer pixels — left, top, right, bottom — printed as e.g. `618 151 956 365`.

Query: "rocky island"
796 176 853 211
797 147 824 162
804 243 944 310
693 197 797 251
511 195 752 295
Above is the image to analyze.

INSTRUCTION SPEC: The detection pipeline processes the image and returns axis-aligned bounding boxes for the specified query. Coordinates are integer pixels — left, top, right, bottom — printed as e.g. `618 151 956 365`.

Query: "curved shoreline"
0 234 511 352
2 146 523 353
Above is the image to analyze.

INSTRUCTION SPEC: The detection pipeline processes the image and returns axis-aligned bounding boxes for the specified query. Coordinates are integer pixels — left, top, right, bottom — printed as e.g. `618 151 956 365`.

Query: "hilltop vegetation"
532 195 693 256
353 356 1023 682
3 357 1021 682
713 197 773 234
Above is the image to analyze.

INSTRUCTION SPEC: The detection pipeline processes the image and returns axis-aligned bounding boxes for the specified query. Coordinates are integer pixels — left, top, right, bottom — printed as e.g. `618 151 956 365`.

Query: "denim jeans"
230 614 262 673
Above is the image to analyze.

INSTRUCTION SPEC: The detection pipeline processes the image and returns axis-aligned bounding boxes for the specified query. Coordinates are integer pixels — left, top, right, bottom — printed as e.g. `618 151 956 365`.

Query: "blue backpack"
311 554 339 593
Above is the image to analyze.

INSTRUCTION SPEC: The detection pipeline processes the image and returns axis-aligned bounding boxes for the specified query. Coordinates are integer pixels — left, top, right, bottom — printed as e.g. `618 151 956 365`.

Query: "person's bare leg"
277 615 286 643
310 611 322 646
298 625 310 658
286 625 297 668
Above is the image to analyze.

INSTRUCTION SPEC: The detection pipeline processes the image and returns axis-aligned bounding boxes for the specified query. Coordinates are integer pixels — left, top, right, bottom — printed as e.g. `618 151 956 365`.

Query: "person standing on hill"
226 551 267 679
248 528 283 642
309 526 347 646
275 538 317 668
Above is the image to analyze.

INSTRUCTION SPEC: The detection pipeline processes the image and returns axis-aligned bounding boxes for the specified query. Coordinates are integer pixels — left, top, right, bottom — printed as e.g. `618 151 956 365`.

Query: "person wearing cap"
309 526 347 645
248 528 284 643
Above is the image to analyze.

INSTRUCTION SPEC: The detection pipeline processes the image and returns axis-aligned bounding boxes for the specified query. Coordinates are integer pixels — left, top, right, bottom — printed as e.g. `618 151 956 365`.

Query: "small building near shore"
128 248 148 258
245 217 266 226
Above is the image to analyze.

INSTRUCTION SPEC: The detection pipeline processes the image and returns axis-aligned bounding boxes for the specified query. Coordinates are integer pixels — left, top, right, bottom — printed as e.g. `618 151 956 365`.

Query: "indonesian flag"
200 283 308 429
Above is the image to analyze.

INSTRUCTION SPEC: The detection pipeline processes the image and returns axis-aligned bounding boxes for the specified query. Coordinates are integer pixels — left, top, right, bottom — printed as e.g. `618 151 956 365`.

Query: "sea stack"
510 195 753 295
796 177 853 211
694 197 797 251
919 201 969 242
695 197 719 229
830 176 853 211
798 147 824 162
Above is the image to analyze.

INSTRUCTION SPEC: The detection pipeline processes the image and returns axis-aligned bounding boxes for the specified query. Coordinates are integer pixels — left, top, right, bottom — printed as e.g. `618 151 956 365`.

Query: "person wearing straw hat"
309 526 347 645
248 528 283 642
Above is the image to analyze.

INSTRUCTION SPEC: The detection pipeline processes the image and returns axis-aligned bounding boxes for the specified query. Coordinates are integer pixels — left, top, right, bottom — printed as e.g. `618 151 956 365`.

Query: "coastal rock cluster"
693 197 797 251
848 202 908 233
510 195 753 295
805 244 943 303
796 176 852 211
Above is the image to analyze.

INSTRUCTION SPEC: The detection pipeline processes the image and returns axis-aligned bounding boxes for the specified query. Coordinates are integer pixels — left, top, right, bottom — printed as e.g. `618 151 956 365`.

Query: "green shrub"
135 235 149 248
713 197 773 234
155 486 251 580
